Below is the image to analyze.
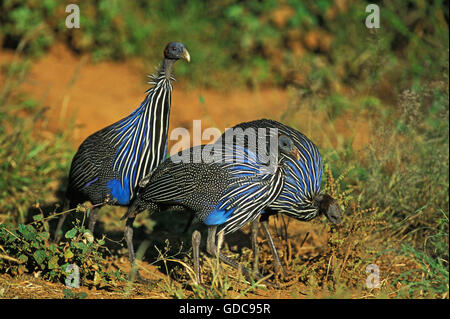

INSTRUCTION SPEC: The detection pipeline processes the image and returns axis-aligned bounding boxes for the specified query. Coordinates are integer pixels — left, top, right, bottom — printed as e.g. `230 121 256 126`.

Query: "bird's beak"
182 48 190 62
291 148 301 161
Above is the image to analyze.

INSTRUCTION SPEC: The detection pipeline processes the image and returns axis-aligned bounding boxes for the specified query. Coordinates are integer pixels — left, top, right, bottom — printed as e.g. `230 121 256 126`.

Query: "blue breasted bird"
222 119 342 275
54 42 190 240
121 132 300 283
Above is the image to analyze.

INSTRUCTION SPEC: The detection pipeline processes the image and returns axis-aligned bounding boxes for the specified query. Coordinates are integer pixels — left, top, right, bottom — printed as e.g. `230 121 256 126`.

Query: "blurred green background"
1 0 447 88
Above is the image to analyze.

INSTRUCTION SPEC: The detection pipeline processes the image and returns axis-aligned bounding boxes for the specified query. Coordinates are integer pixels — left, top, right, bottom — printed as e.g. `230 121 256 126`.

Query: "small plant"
0 209 124 288
62 288 88 299
393 210 449 298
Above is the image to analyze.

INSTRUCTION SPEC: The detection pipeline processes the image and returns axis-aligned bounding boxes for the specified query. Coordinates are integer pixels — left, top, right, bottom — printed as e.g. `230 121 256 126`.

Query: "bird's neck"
109 59 175 196
140 59 173 156
162 58 176 80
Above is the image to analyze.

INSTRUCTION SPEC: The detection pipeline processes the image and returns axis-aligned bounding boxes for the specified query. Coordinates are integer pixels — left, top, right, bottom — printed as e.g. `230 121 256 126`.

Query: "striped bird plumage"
221 119 323 221
56 42 190 240
121 132 299 283
220 119 341 277
68 72 173 206
127 136 287 235
122 119 339 282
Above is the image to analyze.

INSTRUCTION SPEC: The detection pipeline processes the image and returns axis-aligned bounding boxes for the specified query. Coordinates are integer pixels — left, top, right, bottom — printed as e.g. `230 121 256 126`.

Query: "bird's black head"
313 193 342 224
278 134 301 160
164 42 190 62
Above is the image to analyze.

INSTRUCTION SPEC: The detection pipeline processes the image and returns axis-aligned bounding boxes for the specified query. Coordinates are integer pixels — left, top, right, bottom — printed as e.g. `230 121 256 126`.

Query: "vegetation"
2 0 447 88
0 210 123 288
0 0 448 298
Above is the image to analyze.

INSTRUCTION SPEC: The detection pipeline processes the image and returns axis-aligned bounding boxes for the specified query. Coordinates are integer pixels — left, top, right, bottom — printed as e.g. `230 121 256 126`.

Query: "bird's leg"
87 207 100 235
54 201 70 241
206 226 218 257
54 214 67 241
216 228 225 252
191 230 202 285
124 216 150 283
205 226 268 285
124 217 141 282
250 219 260 274
124 217 136 265
260 219 286 276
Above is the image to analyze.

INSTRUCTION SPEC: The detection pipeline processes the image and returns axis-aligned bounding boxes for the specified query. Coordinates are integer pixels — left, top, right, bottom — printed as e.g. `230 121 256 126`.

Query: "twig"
27 202 104 225
0 254 19 263
300 232 310 248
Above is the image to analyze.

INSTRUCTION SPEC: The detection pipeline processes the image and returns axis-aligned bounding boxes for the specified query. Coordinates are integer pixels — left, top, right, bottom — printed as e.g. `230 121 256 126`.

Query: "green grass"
0 65 73 224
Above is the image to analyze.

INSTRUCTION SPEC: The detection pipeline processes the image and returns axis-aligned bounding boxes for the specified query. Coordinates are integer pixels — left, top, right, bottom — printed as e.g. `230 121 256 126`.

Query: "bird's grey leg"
124 216 150 283
260 219 285 275
216 228 225 252
87 207 100 235
124 216 141 281
124 217 136 265
54 201 71 241
191 230 202 285
206 226 240 268
250 219 260 274
206 226 218 258
206 226 262 283
54 214 67 241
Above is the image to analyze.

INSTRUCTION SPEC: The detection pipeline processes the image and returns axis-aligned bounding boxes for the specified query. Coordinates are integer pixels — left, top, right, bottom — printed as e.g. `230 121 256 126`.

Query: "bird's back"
67 125 119 205
134 142 284 234
136 146 231 216
223 119 323 219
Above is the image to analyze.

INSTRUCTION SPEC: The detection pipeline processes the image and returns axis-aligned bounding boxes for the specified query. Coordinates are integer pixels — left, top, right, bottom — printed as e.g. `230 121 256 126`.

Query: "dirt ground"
0 44 375 299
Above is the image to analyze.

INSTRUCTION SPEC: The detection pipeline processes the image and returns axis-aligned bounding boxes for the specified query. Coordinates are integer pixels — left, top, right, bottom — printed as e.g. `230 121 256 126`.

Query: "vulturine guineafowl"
121 131 300 283
222 119 342 276
54 42 190 240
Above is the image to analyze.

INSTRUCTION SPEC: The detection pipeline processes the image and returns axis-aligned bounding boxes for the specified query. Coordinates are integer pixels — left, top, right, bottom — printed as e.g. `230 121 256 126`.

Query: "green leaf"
226 4 244 19
48 255 59 269
64 249 74 259
65 228 77 239
31 241 40 248
33 249 47 265
18 224 37 241
63 288 74 299
32 214 43 221
79 292 88 299
18 254 28 264
48 243 58 253
75 242 88 254
39 231 50 241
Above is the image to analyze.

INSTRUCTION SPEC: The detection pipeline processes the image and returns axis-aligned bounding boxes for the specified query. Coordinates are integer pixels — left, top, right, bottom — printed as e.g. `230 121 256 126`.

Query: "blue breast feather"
205 206 237 225
107 177 131 205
